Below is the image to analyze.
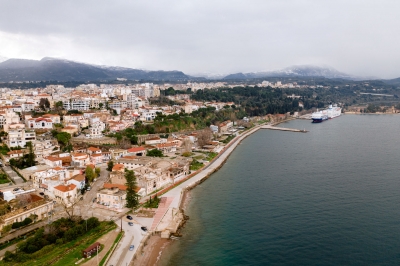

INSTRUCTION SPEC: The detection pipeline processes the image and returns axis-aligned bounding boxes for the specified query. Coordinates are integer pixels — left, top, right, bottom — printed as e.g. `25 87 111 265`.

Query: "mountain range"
0 57 190 82
222 65 358 80
0 56 392 82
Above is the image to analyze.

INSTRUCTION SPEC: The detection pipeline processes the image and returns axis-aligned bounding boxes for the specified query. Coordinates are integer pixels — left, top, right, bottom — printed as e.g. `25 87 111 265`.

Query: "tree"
85 166 95 182
39 98 50 110
95 167 101 178
99 103 104 109
182 138 192 153
25 141 35 167
147 149 163 157
56 132 71 146
197 128 213 148
125 170 139 209
107 161 114 171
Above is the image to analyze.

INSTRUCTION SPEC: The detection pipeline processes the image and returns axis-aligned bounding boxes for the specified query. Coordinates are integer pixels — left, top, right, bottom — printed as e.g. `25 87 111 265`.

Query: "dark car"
126 215 133 220
128 222 134 226
141 226 148 232
129 245 134 251
39 192 45 196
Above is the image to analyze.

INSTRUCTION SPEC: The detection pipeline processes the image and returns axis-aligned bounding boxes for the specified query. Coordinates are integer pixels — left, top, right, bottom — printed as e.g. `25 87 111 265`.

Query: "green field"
1 221 117 266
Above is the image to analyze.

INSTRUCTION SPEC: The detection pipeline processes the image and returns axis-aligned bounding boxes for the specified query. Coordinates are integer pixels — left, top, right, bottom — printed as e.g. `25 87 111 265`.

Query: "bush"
86 217 100 230
2 224 12 233
12 222 22 229
22 217 33 226
147 149 163 157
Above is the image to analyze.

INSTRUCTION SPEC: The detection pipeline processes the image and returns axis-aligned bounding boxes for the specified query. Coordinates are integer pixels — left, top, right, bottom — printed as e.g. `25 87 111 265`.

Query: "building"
26 117 53 129
53 184 78 206
96 186 126 210
67 174 86 190
0 193 54 231
6 125 36 148
0 109 20 130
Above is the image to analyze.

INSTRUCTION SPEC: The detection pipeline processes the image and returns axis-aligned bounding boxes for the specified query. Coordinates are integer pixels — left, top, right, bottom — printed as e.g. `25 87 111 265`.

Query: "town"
0 81 293 265
0 79 400 265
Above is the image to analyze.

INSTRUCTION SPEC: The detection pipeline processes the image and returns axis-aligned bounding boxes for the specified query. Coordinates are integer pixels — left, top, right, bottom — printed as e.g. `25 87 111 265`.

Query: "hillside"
0 57 190 82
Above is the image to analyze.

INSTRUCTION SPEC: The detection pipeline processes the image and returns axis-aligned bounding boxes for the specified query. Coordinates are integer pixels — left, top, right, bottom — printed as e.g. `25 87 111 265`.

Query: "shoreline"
136 122 270 265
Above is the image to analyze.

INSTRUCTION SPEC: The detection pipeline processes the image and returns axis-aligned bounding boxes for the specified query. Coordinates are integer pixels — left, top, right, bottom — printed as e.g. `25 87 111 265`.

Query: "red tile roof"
127 146 145 153
54 184 76 192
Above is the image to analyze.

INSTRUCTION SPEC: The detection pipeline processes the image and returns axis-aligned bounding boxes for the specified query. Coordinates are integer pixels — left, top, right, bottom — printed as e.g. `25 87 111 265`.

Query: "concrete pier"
260 125 308 133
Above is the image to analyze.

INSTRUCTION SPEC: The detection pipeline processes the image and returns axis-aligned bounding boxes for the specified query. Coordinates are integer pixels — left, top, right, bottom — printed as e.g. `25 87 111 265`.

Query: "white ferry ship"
311 104 341 123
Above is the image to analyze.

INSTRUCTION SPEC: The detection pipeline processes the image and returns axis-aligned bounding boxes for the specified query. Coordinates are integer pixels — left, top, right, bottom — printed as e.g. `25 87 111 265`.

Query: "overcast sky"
0 0 399 78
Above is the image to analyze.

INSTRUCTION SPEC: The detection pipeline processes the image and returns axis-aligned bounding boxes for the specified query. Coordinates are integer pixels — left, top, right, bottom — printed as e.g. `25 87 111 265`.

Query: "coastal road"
108 217 146 266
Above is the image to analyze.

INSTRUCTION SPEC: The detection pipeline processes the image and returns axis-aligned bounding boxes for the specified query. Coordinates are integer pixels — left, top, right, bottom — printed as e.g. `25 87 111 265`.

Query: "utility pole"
120 218 122 232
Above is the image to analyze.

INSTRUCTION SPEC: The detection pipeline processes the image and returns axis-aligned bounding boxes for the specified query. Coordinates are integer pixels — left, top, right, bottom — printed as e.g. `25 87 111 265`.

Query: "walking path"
150 197 174 231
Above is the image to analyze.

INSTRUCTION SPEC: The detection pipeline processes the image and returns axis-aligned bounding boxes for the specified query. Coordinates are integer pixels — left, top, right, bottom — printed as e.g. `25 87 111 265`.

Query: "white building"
6 125 36 148
26 117 53 129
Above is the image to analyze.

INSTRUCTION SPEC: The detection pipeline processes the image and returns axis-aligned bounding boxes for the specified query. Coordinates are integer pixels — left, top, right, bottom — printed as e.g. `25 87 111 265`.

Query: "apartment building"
6 124 36 148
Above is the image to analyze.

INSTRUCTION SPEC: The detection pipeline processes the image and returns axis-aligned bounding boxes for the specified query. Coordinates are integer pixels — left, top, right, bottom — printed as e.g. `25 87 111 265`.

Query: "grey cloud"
0 0 400 78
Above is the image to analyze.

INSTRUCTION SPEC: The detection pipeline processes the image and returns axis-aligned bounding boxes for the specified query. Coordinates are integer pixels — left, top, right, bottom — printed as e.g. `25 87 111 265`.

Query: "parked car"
141 226 148 232
128 222 134 226
126 215 133 220
39 192 45 196
129 245 134 251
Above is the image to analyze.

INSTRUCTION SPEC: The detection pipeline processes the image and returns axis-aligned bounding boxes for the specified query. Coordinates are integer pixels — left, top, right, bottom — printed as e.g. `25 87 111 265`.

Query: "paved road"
0 243 18 258
108 217 147 266
77 163 109 218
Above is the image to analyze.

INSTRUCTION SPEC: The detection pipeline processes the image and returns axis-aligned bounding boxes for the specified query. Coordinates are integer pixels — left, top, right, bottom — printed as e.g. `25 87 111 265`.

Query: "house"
71 153 90 167
219 120 233 133
109 149 127 160
110 164 125 185
53 184 78 206
44 156 62 167
127 146 146 156
89 121 105 138
96 187 126 210
7 150 24 159
145 137 167 145
32 140 60 161
42 114 61 124
26 117 53 129
90 153 103 165
67 174 85 190
87 147 102 155
155 142 177 154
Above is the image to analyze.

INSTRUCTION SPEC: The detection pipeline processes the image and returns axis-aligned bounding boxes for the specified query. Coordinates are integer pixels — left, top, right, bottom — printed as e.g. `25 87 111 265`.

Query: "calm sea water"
160 115 400 266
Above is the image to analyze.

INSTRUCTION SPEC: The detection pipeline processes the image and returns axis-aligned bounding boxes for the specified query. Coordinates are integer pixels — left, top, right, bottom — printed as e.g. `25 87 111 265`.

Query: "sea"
159 114 400 266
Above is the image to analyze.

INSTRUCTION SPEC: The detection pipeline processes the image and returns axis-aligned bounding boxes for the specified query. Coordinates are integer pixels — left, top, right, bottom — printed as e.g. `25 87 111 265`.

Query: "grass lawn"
14 222 117 266
143 196 161 208
193 155 204 160
0 173 10 184
205 152 218 161
190 160 204 171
